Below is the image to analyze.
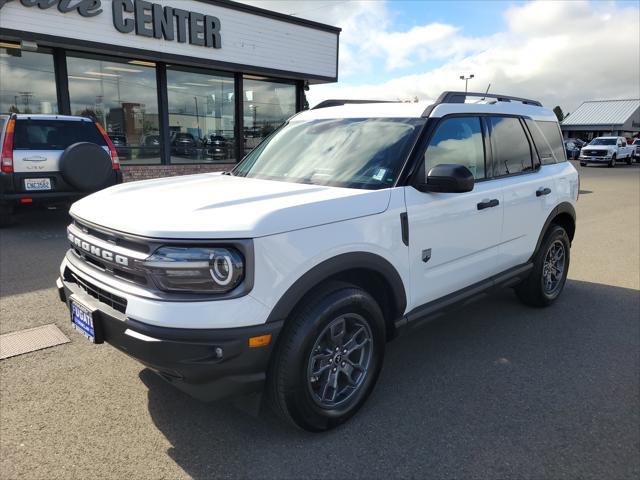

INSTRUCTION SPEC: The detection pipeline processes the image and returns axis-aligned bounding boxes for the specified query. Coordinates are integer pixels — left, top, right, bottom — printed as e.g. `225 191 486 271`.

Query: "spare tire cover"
59 142 113 192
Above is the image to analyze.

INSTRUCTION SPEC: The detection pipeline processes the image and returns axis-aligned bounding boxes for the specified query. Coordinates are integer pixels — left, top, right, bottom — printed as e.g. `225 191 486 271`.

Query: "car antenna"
481 83 491 101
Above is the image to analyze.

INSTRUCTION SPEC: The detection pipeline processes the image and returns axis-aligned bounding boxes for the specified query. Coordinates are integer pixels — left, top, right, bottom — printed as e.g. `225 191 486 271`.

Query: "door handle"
477 199 499 210
536 187 551 197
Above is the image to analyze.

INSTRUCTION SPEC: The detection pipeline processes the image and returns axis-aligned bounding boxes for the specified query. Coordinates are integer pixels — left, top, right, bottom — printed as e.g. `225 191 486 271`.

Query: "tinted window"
529 120 565 164
489 117 533 176
425 116 485 179
13 120 106 150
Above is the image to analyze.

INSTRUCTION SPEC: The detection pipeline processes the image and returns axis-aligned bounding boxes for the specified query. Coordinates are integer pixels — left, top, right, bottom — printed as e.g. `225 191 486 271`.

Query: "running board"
395 263 533 333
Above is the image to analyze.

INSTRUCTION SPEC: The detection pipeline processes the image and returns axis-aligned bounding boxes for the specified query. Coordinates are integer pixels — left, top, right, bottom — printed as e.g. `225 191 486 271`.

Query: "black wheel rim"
542 240 566 295
306 314 373 408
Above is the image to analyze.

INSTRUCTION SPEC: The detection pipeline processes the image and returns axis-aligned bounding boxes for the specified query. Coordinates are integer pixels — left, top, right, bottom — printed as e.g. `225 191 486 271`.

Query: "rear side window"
488 116 534 176
13 120 107 150
526 119 566 164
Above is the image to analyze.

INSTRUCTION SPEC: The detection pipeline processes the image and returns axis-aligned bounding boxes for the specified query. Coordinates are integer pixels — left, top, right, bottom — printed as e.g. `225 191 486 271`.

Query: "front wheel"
516 225 571 307
580 162 587 167
609 154 616 167
268 282 385 431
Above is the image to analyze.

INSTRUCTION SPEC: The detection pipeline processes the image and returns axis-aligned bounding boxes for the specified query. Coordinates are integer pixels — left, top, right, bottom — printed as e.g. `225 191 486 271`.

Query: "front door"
404 115 503 310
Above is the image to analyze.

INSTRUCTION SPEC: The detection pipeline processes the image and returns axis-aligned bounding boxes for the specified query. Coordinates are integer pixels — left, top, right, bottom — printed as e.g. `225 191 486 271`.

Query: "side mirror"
415 164 474 193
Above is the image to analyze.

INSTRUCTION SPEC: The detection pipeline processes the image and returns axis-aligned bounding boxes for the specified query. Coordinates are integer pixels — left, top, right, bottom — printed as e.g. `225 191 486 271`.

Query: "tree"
553 106 565 122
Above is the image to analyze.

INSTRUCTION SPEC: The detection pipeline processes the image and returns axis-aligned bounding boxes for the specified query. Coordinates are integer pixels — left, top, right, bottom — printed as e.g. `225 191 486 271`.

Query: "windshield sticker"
373 168 387 181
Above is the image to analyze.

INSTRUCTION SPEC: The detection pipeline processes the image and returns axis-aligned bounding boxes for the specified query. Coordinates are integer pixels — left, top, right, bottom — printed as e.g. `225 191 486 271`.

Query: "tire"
580 162 587 167
268 281 386 432
0 204 15 227
516 224 570 307
60 142 113 192
608 154 616 168
626 155 632 166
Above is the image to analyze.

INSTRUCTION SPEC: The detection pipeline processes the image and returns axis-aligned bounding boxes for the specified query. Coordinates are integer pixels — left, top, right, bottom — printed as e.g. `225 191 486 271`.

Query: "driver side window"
424 116 485 179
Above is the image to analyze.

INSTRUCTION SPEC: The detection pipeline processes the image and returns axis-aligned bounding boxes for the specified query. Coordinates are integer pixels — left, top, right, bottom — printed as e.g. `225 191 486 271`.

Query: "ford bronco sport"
57 91 578 431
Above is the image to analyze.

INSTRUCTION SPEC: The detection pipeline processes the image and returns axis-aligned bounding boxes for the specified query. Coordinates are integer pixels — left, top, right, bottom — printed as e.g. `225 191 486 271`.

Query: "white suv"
57 91 579 431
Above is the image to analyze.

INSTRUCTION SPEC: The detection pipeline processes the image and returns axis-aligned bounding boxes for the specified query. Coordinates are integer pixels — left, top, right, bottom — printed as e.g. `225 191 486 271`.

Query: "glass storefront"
166 67 235 164
0 43 57 114
243 77 296 154
0 42 301 166
67 53 160 164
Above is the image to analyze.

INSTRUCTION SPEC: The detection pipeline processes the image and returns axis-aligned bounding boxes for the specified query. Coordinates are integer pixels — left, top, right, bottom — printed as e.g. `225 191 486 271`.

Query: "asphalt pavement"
1 161 638 479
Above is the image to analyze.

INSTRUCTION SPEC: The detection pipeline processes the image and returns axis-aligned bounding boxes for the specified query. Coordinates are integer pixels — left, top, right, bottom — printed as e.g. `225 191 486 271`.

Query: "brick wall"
121 163 236 182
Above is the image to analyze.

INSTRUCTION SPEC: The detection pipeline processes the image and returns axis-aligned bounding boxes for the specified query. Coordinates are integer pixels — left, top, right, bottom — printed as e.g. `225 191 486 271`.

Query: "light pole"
459 74 474 93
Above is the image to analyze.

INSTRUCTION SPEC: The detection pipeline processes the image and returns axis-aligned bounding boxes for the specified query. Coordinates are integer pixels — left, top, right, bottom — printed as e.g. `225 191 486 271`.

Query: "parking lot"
0 162 638 480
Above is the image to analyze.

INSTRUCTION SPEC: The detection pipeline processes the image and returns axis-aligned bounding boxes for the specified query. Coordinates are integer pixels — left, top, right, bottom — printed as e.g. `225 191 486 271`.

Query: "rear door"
404 115 504 307
12 118 107 173
489 116 560 271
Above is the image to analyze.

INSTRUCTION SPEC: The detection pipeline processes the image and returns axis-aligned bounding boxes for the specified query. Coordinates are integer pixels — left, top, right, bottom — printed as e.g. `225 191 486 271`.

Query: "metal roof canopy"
561 99 640 127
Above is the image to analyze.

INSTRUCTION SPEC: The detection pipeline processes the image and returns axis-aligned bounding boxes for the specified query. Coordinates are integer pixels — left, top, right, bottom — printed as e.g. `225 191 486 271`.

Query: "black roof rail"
435 91 543 107
312 99 398 110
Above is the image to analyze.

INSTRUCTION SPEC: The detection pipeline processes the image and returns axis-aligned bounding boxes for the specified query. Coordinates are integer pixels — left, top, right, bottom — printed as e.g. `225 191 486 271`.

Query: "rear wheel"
268 282 385 431
626 154 632 165
516 225 570 307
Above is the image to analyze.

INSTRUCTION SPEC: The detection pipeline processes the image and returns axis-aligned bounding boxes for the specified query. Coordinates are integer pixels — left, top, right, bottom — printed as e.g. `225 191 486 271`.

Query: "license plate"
24 178 52 191
71 300 97 343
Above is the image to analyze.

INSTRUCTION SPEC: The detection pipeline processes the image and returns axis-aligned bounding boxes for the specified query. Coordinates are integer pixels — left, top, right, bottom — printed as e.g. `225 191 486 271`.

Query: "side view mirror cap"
415 164 475 193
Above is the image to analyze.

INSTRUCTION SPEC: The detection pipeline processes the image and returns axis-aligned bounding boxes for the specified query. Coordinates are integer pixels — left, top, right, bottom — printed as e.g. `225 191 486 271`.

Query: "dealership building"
0 0 340 180
560 99 640 141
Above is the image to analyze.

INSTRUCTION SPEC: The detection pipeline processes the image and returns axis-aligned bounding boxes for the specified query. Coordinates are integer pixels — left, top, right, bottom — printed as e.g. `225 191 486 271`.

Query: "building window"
0 42 57 114
243 77 296 154
66 53 160 165
166 67 235 164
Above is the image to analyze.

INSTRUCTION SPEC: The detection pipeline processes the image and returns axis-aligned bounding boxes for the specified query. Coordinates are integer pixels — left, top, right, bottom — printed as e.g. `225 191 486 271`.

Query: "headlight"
141 246 244 293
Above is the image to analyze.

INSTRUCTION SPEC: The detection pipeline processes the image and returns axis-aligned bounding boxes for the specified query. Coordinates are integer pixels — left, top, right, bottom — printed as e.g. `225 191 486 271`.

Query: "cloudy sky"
244 0 639 114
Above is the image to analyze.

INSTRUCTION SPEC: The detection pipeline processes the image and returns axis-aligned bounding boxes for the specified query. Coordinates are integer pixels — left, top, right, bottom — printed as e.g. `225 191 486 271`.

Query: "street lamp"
459 74 474 94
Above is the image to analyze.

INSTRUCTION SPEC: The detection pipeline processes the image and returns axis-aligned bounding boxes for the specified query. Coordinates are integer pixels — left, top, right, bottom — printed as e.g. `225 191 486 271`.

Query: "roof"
561 99 640 126
298 98 555 121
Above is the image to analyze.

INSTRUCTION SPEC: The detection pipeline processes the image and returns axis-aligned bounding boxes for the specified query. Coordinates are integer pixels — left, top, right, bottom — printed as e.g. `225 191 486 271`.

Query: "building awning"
561 99 640 127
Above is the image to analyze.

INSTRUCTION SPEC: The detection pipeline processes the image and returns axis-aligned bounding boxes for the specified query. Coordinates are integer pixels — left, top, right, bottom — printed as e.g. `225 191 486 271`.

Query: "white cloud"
242 1 639 114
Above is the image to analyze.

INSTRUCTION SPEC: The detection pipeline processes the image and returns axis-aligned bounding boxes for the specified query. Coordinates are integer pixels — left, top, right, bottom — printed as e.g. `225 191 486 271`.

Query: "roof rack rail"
312 99 398 110
435 91 543 107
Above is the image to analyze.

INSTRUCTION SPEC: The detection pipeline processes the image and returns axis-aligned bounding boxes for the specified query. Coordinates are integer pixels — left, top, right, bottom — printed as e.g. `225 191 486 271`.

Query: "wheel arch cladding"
533 202 576 259
265 252 407 340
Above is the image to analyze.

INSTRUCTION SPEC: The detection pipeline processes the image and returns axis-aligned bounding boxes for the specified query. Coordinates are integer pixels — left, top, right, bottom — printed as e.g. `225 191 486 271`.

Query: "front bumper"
57 273 282 401
579 156 611 163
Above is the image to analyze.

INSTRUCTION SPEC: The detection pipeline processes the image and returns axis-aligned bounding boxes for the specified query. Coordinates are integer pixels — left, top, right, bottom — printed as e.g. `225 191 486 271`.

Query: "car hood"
582 145 613 151
70 173 392 239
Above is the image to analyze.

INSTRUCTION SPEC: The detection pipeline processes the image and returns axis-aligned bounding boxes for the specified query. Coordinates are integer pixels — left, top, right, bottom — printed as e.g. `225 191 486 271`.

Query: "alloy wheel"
542 240 566 295
306 314 373 408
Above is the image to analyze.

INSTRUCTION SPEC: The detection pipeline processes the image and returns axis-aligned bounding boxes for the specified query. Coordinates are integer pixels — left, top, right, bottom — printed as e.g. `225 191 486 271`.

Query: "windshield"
233 118 425 189
590 138 616 146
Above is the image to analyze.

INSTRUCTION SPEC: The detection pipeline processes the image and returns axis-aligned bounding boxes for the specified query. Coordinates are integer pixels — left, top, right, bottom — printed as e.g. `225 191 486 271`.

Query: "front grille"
585 150 607 157
73 220 150 254
64 268 128 314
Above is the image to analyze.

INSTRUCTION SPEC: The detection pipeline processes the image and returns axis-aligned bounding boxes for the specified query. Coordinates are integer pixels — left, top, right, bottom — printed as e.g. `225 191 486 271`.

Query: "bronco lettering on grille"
68 231 130 267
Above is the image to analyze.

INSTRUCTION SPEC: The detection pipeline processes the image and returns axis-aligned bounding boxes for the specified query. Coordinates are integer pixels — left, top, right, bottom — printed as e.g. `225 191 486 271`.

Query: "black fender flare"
531 202 576 259
265 252 407 324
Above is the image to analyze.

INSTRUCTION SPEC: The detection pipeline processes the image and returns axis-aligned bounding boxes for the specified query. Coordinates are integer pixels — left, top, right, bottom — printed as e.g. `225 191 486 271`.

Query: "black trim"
194 0 341 33
265 252 407 324
0 29 338 83
398 262 534 331
531 202 576 257
313 99 397 109
53 48 71 115
400 212 409 246
58 276 282 401
155 62 170 165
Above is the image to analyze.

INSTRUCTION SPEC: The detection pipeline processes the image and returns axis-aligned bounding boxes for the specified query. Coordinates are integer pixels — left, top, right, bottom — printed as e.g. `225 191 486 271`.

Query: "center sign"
0 0 222 48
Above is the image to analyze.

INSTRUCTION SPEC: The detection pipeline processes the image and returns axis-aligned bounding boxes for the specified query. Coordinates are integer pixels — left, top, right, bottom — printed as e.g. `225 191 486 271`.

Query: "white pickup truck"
579 136 635 167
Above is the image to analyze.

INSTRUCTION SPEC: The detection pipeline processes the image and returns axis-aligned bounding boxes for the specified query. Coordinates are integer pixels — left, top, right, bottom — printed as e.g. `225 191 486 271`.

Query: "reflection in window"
489 117 533 176
526 119 566 164
67 54 160 164
167 67 235 164
243 77 295 154
425 117 485 179
0 44 58 114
